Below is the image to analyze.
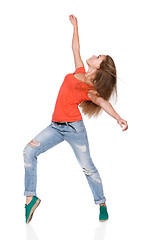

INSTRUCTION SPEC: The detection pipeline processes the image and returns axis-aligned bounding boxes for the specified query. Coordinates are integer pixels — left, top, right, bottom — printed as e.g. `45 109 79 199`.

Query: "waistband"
52 120 83 126
53 121 72 126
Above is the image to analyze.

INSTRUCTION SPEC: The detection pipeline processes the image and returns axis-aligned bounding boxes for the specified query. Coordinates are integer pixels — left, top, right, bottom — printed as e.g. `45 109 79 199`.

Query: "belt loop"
66 122 69 126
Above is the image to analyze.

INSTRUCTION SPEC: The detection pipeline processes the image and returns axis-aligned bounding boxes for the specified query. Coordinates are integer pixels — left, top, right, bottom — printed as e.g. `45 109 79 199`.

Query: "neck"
84 67 97 85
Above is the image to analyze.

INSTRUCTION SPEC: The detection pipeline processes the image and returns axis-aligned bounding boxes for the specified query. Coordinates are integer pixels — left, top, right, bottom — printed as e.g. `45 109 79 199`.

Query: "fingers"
118 119 128 131
122 121 128 131
122 124 128 131
69 14 76 19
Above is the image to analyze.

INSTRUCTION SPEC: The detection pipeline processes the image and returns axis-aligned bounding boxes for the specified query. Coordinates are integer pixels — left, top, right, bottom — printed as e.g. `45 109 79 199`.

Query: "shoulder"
87 90 103 105
73 66 86 74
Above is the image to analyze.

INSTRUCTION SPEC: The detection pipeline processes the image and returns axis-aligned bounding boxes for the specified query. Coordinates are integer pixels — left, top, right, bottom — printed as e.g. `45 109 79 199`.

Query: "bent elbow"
87 93 104 107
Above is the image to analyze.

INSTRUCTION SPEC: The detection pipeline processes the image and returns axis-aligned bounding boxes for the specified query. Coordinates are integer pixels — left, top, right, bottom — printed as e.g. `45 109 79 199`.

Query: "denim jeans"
23 119 106 205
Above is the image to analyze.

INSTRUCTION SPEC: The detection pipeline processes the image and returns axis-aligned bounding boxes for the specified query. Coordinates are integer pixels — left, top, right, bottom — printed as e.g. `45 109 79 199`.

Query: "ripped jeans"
23 119 106 205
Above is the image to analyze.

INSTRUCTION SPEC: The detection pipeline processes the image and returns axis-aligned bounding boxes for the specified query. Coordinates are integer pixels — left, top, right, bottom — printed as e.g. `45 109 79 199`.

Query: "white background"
0 0 160 239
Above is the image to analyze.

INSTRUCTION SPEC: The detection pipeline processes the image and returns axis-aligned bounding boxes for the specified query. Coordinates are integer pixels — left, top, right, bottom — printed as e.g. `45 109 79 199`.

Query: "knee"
23 139 41 166
82 167 101 183
23 139 41 153
23 145 32 167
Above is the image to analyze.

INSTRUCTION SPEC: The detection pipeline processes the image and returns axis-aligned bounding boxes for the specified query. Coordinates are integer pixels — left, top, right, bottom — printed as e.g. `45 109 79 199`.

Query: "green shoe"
99 205 109 222
25 196 41 224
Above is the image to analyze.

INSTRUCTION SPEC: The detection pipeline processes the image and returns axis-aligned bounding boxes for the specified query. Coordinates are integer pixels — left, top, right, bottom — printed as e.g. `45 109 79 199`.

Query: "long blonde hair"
79 55 117 118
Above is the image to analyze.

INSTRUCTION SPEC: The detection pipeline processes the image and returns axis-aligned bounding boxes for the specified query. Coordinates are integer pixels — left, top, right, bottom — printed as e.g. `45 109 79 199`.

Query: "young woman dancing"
23 14 128 224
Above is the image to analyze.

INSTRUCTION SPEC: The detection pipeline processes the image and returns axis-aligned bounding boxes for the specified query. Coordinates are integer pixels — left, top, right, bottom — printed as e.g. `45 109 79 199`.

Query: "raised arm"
69 14 84 69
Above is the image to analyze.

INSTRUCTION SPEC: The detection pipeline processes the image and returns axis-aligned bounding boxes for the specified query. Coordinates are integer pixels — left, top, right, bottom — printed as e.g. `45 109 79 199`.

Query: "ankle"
26 196 33 205
99 202 106 207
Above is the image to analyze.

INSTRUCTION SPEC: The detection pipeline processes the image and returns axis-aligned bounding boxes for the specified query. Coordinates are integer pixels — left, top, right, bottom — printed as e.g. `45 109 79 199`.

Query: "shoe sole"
99 216 109 222
26 198 41 224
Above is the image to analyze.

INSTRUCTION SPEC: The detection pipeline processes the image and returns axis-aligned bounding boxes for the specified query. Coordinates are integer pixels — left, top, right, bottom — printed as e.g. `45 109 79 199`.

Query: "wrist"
73 23 78 29
116 116 121 121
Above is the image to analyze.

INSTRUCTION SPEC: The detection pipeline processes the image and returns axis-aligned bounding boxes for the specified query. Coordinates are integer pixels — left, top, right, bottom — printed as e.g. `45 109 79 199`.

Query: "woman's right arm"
87 91 128 131
100 100 128 131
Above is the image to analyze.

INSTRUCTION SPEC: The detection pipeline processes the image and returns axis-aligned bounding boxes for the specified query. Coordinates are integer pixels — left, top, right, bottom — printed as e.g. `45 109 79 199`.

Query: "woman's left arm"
69 14 84 69
69 14 80 50
100 100 128 131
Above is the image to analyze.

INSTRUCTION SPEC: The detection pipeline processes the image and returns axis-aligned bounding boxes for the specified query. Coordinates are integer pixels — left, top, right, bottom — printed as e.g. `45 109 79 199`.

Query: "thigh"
64 121 94 169
24 122 64 155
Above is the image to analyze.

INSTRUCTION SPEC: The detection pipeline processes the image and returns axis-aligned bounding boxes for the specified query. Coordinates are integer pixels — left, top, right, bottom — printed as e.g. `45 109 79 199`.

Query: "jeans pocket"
68 121 85 133
68 124 76 131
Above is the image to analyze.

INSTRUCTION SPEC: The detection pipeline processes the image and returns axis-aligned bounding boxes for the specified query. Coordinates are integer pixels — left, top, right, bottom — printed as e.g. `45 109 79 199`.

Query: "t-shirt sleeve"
73 66 86 74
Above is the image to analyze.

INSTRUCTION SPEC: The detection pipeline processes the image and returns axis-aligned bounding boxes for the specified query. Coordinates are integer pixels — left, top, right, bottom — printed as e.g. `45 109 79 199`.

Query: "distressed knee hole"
83 167 92 176
28 139 40 147
75 144 86 152
83 168 101 183
24 162 32 167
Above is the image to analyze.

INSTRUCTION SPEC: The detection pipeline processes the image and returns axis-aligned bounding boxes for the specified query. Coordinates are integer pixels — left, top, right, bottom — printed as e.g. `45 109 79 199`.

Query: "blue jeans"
23 119 106 205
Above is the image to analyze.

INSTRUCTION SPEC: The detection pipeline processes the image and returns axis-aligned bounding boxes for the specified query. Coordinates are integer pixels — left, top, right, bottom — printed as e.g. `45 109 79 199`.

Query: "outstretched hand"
69 14 78 26
117 118 128 131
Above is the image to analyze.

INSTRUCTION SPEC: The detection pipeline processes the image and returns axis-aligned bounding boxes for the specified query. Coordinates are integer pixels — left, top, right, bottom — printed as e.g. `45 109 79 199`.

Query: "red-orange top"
51 66 93 122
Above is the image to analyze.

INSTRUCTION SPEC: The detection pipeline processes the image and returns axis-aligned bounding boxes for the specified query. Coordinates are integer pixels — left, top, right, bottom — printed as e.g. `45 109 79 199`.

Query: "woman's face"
86 54 106 69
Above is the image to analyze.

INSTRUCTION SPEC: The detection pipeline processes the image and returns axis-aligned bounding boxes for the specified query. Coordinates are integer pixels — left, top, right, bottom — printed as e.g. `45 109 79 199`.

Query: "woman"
23 14 128 224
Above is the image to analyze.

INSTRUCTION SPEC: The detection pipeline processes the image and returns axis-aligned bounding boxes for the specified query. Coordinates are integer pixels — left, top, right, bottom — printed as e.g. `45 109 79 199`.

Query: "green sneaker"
25 196 41 224
99 205 109 222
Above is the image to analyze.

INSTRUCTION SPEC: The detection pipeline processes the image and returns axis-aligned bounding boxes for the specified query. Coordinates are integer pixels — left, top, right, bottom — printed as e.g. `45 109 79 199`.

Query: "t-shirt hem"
52 117 83 122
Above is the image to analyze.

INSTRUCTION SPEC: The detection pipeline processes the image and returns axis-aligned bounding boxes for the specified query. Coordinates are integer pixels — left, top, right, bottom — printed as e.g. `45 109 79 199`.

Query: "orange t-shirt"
51 66 93 122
